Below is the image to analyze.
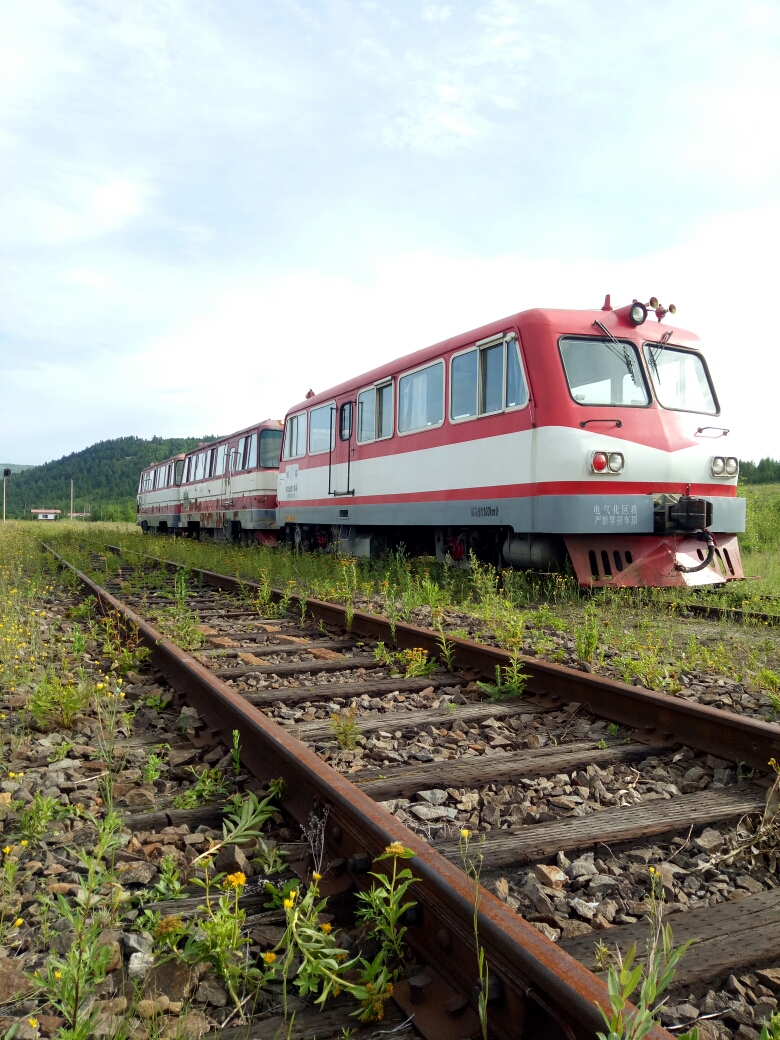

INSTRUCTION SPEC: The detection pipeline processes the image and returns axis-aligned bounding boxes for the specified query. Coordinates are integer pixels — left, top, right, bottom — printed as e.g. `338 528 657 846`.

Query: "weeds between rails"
0 527 424 1038
47 524 780 729
45 535 780 1039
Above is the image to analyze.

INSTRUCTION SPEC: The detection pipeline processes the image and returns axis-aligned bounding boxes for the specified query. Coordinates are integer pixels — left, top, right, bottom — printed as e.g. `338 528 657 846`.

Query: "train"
138 296 745 588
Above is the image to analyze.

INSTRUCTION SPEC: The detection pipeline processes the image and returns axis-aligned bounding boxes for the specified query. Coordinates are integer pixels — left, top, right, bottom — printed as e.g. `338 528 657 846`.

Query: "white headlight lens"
629 303 647 326
725 457 739 476
608 452 624 473
711 456 725 475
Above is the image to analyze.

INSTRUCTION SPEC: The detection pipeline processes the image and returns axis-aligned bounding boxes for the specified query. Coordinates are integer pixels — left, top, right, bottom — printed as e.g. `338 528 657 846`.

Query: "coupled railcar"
137 421 284 541
275 298 745 587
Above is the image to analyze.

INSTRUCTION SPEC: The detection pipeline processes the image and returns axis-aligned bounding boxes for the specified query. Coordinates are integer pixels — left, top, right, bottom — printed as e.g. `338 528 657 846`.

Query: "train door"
221 442 236 507
327 396 355 498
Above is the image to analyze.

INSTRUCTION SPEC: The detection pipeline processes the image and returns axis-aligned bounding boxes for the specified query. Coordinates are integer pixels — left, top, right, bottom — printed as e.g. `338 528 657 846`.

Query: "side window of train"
174 460 184 486
398 362 443 434
234 438 246 472
214 444 227 476
309 404 336 454
340 402 353 440
244 433 257 469
259 429 283 468
184 457 194 482
450 335 527 421
283 413 307 459
195 452 207 481
357 382 393 443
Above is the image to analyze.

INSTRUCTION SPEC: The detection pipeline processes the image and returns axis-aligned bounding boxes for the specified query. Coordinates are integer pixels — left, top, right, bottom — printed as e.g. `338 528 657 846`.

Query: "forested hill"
4 435 215 520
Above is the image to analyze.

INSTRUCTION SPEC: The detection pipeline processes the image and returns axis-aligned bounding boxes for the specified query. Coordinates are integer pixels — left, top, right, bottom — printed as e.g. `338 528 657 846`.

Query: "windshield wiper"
646 330 673 380
592 320 640 387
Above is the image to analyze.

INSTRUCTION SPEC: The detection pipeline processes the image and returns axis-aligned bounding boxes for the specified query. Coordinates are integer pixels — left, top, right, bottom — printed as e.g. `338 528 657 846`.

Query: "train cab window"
195 452 207 480
166 463 173 485
309 404 336 454
506 337 528 408
234 438 246 472
340 402 353 440
283 413 307 459
174 460 184 486
243 433 257 469
560 336 650 407
643 344 718 414
184 456 194 482
214 444 227 476
398 362 444 434
259 429 283 468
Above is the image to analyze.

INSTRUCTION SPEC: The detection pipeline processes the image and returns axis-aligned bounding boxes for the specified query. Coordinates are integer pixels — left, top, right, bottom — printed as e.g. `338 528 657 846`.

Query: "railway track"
36 542 780 1040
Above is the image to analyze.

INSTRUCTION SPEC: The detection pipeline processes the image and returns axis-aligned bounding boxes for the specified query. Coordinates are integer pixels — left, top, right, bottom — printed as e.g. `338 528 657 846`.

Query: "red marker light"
592 452 608 472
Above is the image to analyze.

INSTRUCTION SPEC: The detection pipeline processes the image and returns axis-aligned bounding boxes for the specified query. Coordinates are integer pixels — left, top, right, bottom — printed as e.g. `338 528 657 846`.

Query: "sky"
0 0 778 464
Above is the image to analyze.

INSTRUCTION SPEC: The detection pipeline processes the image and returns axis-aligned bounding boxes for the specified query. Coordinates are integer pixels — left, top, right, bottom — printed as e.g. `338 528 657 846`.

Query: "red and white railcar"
276 298 745 587
137 455 186 533
137 421 284 541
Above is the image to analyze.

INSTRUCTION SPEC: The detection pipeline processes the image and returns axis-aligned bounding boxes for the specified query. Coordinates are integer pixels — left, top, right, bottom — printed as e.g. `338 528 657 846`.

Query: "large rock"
195 975 227 1006
213 844 253 878
178 1012 211 1039
535 863 567 890
143 960 199 1002
0 959 32 1002
116 861 157 885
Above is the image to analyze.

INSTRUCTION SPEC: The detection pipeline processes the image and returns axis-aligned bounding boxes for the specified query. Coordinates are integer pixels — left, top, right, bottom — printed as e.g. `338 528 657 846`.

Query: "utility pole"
2 469 9 523
70 479 74 520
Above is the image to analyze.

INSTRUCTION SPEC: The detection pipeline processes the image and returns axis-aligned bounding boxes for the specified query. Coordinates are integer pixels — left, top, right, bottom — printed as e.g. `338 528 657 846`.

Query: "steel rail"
107 546 780 772
44 543 673 1040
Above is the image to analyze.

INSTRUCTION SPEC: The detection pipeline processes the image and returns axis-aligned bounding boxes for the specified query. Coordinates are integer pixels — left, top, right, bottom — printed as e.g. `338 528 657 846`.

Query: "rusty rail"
107 546 780 772
41 544 677 1040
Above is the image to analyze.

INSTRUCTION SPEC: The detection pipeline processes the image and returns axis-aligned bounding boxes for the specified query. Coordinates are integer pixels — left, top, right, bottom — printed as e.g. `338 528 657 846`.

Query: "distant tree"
5 434 217 518
740 458 780 484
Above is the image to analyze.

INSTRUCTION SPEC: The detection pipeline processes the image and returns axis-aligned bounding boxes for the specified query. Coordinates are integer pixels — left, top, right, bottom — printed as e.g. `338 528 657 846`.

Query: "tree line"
3 435 215 520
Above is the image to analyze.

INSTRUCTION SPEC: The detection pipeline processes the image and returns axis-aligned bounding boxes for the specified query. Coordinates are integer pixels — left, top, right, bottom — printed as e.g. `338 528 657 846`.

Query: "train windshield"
560 336 650 406
643 344 718 414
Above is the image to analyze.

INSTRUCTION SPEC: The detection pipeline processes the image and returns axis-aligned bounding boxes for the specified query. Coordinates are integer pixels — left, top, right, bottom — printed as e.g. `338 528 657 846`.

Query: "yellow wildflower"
20 840 27 847
8 772 15 779
321 922 332 934
384 841 407 857
2 847 10 855
96 683 105 690
263 951 277 964
13 918 23 927
312 871 322 881
54 971 62 979
460 828 471 839
27 1019 38 1029
225 871 246 889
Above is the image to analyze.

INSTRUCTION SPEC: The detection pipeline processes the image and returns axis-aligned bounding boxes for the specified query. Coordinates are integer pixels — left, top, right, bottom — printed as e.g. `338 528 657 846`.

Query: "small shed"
30 509 61 521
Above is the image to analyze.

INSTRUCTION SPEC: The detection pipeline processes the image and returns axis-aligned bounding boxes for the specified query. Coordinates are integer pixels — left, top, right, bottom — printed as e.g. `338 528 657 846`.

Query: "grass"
32 486 780 714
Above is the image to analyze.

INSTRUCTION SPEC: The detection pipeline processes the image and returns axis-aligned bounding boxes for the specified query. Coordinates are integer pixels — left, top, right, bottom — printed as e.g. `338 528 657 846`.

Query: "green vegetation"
3 434 216 520
741 457 780 483
596 870 698 1040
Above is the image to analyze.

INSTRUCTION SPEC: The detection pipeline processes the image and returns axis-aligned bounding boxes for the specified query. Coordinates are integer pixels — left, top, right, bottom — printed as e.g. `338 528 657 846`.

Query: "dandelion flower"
2 846 10 855
263 951 277 964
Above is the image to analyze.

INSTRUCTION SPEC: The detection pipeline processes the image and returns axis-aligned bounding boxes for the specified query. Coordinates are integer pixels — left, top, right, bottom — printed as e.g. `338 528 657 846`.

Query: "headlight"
711 456 725 476
724 457 739 476
608 452 624 473
629 302 647 326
